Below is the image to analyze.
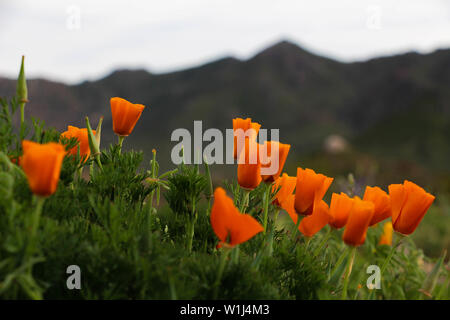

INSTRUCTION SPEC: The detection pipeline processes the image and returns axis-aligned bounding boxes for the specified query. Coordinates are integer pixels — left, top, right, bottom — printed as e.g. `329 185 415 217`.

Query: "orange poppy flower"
388 180 435 235
379 221 393 246
237 138 261 190
20 140 66 197
342 197 375 246
61 125 95 160
294 168 333 216
260 141 291 183
272 173 296 207
329 192 354 229
210 187 264 247
110 97 145 136
282 195 331 237
363 186 391 226
233 118 261 159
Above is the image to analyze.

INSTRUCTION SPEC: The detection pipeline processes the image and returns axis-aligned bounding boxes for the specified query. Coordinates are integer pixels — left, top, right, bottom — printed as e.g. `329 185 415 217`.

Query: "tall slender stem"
262 183 271 234
368 234 403 300
341 246 357 300
213 248 231 299
118 135 125 154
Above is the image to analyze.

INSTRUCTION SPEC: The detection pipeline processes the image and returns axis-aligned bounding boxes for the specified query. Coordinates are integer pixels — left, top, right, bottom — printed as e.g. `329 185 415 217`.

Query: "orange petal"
379 221 393 246
111 97 145 136
294 167 333 215
260 141 291 183
233 118 260 159
299 199 331 237
329 192 354 229
391 180 435 235
237 138 261 190
210 187 263 247
342 197 375 246
363 186 391 226
20 140 66 197
272 173 296 207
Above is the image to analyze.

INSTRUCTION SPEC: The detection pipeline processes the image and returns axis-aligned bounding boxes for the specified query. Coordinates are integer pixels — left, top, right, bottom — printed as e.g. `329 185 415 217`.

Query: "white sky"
0 0 449 84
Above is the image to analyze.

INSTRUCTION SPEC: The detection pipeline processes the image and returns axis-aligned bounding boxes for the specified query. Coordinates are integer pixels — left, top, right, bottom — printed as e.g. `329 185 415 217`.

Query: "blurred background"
0 0 449 257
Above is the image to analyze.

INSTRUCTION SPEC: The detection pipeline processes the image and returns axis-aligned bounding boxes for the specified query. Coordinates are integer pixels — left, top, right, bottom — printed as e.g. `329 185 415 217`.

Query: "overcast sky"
1 0 449 84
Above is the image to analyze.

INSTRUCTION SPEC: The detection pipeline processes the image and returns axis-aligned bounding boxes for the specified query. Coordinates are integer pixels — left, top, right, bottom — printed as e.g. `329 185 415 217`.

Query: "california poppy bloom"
20 140 66 197
379 221 393 246
110 97 145 136
388 180 435 235
342 197 375 246
294 168 333 216
363 186 391 226
233 118 261 159
283 195 331 237
272 173 296 207
260 141 291 183
210 187 264 247
329 192 354 229
61 125 95 160
237 138 261 190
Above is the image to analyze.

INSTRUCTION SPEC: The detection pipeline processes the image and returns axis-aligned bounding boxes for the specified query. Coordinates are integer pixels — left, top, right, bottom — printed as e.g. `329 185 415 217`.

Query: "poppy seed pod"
294 167 333 216
210 187 264 247
110 97 145 136
388 180 435 235
20 140 66 197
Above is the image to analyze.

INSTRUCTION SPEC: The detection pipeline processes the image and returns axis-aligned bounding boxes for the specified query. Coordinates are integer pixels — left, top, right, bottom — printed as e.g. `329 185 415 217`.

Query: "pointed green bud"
95 116 103 148
85 116 100 156
16 56 28 103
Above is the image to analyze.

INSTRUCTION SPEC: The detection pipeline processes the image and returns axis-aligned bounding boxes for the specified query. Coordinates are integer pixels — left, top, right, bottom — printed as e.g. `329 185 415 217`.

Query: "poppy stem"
313 227 333 257
239 189 250 213
117 135 125 154
213 248 231 299
291 214 302 242
368 233 404 299
262 183 271 235
341 246 357 300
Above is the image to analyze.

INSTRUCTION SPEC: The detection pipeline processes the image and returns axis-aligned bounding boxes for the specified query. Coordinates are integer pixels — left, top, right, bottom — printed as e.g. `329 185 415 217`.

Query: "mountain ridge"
0 40 449 174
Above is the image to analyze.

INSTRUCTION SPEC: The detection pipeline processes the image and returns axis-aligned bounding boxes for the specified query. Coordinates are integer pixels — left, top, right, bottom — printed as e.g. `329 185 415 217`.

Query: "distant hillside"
1 40 449 176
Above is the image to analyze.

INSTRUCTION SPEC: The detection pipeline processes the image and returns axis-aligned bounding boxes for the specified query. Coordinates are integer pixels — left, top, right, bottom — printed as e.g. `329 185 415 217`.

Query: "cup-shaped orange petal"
388 180 435 235
20 140 66 197
363 186 391 226
282 195 331 237
237 138 261 190
233 118 261 159
272 173 296 207
379 221 393 246
210 187 263 247
111 97 145 136
342 197 375 246
294 167 333 216
329 192 354 229
61 125 95 160
260 141 291 183
299 199 332 237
